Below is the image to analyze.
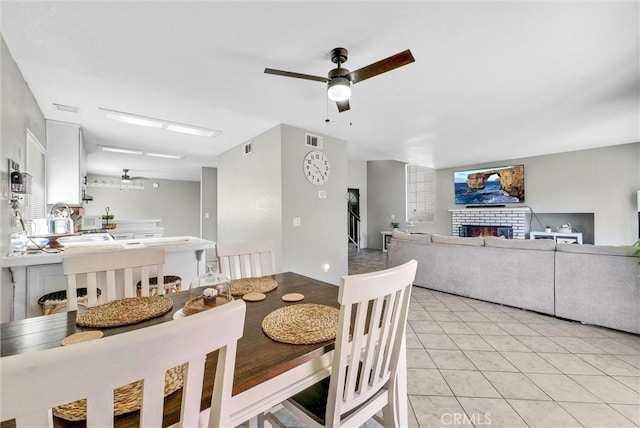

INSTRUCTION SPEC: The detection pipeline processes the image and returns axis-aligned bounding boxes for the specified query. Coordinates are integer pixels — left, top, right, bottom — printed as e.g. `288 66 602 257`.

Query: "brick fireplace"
450 207 528 239
459 225 514 239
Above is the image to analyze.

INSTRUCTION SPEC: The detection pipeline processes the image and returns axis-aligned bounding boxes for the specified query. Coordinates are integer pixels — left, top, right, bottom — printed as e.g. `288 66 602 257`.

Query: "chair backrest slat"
216 240 276 279
1 300 246 427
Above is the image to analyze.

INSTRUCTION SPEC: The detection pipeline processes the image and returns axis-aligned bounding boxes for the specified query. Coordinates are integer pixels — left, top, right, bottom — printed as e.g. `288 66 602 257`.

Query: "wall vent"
243 141 253 156
305 133 323 149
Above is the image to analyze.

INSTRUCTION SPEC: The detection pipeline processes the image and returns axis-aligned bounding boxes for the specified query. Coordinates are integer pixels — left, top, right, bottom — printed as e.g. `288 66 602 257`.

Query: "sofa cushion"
556 243 636 257
485 237 556 251
431 234 484 246
391 231 431 242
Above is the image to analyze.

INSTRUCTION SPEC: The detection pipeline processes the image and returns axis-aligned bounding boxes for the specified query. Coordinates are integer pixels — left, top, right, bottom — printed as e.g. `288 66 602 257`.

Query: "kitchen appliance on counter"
47 202 75 234
29 218 49 236
52 217 73 234
80 215 102 231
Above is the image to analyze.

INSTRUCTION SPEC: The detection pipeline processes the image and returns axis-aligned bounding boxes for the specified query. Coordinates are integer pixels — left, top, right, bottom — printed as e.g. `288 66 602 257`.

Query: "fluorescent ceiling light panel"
53 103 79 113
98 107 222 137
98 145 185 159
99 107 221 137
100 108 164 128
165 123 220 137
98 145 144 155
145 152 185 160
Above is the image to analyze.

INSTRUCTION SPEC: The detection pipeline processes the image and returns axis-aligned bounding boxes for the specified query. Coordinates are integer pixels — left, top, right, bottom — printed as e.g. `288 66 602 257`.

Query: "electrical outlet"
318 190 327 199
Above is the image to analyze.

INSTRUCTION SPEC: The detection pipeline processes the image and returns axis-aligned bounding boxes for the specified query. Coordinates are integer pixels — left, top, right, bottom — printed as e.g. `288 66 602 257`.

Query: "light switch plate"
293 217 301 227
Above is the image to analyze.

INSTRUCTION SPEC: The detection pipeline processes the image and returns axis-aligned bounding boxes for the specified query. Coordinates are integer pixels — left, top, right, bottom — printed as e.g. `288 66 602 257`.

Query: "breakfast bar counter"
2 236 215 321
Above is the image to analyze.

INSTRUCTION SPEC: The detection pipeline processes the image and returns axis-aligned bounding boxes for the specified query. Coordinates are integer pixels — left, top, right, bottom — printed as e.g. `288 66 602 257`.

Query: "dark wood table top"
1 272 340 427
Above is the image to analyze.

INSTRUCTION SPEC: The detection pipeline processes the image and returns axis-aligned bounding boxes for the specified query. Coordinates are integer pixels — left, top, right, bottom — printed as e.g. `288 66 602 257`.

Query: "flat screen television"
454 165 525 205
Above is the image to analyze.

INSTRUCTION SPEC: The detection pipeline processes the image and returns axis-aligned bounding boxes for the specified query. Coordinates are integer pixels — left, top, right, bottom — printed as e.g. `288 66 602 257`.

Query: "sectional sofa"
387 231 640 334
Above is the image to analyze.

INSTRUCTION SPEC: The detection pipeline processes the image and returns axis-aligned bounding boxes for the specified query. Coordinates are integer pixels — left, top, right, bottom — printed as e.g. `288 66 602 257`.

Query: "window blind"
25 130 46 220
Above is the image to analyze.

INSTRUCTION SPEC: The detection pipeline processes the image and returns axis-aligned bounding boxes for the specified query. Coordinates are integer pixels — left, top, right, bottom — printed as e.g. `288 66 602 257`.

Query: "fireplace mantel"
449 207 528 239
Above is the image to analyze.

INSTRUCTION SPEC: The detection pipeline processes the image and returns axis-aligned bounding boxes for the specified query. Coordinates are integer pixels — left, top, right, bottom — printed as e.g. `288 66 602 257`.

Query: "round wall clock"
303 150 331 185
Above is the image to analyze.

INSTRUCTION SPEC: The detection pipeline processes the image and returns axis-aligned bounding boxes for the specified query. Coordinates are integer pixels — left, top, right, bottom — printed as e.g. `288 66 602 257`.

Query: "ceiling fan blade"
336 99 350 113
264 68 329 83
347 49 415 84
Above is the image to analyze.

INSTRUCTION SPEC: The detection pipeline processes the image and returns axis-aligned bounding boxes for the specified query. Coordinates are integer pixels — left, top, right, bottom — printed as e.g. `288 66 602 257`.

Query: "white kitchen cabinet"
46 120 86 204
134 232 163 239
111 232 135 240
109 219 163 240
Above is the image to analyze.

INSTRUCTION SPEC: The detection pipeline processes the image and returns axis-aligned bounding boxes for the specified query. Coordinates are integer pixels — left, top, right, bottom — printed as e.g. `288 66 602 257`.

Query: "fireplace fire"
459 225 513 239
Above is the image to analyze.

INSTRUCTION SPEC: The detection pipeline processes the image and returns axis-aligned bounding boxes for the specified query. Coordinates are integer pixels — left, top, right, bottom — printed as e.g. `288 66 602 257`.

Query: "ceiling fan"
121 168 146 183
264 47 415 112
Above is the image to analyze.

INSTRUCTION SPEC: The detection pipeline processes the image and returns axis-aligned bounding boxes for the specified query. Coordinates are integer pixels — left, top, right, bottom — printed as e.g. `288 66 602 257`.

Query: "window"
406 164 436 223
25 130 46 220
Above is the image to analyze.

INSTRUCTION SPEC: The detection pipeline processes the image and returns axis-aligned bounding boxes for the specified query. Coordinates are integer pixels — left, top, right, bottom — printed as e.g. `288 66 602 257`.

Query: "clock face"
303 150 331 185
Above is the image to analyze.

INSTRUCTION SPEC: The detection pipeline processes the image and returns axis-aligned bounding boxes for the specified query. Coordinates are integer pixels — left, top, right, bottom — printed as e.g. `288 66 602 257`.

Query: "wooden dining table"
1 272 341 428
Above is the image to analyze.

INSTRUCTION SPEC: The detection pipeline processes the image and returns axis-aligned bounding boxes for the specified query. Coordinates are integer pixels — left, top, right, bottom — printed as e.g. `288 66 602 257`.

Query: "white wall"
367 161 407 249
348 160 368 248
1 36 47 321
280 125 348 284
217 124 348 284
217 125 283 268
201 166 217 261
370 143 639 245
84 175 200 238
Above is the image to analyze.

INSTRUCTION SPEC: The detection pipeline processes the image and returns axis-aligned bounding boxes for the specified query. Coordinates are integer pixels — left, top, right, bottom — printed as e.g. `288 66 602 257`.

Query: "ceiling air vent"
243 141 253 156
305 133 323 149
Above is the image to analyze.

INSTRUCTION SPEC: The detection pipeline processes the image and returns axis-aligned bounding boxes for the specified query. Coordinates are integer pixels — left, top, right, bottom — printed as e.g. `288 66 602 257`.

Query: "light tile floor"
255 249 640 427
406 286 640 428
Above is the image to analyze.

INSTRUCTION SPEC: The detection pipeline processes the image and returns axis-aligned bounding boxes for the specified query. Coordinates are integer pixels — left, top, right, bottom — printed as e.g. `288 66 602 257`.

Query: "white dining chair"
0 299 246 428
216 240 277 279
265 259 418 428
61 247 167 312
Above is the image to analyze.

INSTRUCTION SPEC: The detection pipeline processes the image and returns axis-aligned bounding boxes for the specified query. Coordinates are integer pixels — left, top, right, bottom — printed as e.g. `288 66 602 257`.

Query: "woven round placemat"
53 364 185 421
75 296 173 328
230 277 278 297
262 304 339 345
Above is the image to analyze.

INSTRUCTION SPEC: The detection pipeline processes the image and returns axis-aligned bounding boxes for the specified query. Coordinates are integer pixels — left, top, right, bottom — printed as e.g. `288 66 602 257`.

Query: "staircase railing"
348 207 360 251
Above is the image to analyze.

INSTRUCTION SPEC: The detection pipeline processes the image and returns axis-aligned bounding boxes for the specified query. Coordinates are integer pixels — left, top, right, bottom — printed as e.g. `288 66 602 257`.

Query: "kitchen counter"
2 236 213 268
91 218 164 240
2 236 215 321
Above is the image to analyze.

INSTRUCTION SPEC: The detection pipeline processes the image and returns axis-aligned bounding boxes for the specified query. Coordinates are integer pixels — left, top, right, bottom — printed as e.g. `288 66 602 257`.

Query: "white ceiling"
2 1 638 182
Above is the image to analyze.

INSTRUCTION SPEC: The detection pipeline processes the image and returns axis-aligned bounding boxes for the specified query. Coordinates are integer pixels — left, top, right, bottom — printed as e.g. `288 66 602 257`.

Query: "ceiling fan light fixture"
327 77 351 102
121 169 132 183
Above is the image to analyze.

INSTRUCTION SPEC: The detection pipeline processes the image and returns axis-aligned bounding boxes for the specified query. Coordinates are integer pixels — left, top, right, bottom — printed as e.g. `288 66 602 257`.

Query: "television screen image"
454 165 525 205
